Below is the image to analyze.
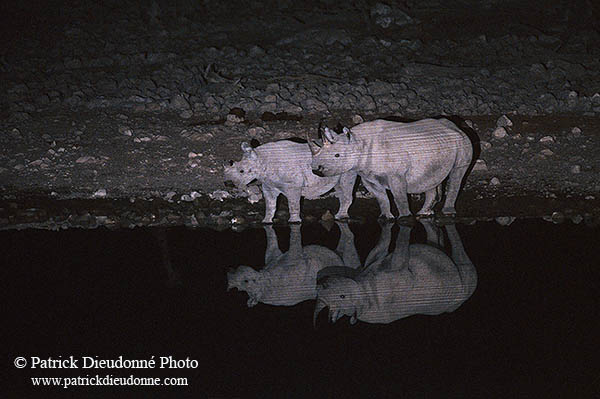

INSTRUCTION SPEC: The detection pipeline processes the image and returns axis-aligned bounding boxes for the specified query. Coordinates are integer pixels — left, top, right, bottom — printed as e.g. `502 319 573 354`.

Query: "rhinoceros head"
313 276 361 326
223 142 262 189
310 127 360 177
227 265 263 307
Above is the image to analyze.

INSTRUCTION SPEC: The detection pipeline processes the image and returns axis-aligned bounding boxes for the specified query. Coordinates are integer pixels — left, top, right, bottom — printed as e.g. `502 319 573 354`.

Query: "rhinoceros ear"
343 127 356 143
241 141 252 152
323 127 336 143
241 142 258 159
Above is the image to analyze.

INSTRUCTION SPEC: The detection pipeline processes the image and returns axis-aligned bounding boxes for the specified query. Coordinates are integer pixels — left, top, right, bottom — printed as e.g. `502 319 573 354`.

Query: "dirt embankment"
1 1 599 229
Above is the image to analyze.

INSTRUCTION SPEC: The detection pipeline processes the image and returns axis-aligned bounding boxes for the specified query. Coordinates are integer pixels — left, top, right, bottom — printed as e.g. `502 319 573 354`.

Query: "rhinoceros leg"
387 174 411 218
361 177 394 219
286 188 302 223
334 172 357 220
390 224 412 270
416 187 438 217
335 221 361 269
364 220 393 267
262 185 279 223
263 225 282 264
441 165 469 216
288 223 303 256
445 224 477 298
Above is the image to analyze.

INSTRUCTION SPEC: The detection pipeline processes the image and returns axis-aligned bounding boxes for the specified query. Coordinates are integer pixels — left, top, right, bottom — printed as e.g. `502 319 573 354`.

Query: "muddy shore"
1 1 599 229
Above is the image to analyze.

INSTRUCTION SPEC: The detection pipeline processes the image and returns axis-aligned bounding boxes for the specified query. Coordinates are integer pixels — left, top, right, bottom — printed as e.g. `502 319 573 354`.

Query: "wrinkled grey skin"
313 220 478 325
227 223 360 307
224 140 356 223
310 118 473 218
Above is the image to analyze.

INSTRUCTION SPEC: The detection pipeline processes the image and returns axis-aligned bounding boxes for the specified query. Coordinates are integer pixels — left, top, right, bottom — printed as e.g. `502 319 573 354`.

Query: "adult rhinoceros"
313 220 477 325
309 118 473 218
228 223 360 307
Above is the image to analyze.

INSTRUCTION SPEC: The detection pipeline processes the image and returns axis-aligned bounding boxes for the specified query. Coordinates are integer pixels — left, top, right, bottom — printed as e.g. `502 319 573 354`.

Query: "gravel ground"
1 1 599 228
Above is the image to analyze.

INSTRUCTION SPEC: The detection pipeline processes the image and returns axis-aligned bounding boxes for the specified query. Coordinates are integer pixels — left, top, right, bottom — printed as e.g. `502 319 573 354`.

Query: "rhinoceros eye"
340 294 345 298
239 170 244 173
335 154 340 158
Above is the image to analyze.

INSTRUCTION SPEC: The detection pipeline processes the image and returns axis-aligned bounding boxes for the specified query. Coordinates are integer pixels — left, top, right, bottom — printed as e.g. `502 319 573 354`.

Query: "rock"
321 210 335 221
246 185 262 204
357 95 377 111
495 216 516 226
76 155 98 164
570 165 581 174
490 177 501 186
550 211 565 224
367 81 392 96
530 63 546 74
352 114 364 124
571 127 582 136
496 114 513 128
170 93 190 110
370 2 413 28
247 127 266 137
301 98 328 112
571 214 583 224
118 126 133 136
492 126 507 139
480 140 492 150
539 135 554 143
179 110 193 119
248 45 266 57
164 191 177 201
472 159 488 172
93 189 107 198
226 113 244 124
209 190 231 201
540 149 554 156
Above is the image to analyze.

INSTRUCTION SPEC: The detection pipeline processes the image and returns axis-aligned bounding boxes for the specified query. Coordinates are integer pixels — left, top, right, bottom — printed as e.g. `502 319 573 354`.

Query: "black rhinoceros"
227 223 360 307
224 139 356 223
313 220 477 325
309 118 473 218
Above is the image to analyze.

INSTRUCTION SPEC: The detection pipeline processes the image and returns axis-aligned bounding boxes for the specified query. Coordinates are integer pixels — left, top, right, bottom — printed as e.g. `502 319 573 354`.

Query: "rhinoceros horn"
313 299 328 328
323 127 336 143
306 132 321 156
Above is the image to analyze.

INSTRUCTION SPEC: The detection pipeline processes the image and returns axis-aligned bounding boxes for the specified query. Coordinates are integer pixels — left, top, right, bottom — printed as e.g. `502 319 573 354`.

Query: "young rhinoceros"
224 140 356 223
310 118 473 218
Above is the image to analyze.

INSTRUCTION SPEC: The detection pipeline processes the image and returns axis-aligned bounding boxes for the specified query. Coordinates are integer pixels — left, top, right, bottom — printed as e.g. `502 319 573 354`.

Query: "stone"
492 126 507 139
495 216 516 226
352 114 364 124
93 189 107 198
472 159 488 172
490 177 501 186
496 114 513 128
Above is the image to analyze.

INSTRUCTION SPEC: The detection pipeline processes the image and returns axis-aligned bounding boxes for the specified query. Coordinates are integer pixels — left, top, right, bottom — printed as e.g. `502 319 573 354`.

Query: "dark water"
3 219 599 398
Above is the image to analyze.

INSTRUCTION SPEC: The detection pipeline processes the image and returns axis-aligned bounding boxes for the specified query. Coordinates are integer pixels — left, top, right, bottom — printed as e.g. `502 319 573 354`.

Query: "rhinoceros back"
350 118 467 155
256 140 339 197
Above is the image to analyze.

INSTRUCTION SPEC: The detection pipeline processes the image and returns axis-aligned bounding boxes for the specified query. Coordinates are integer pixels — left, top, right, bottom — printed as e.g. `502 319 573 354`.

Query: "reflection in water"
227 223 361 307
150 228 183 287
314 221 478 325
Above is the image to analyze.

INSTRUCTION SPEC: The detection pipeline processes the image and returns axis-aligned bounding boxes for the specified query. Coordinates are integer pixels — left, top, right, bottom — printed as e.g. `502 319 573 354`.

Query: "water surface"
3 219 599 397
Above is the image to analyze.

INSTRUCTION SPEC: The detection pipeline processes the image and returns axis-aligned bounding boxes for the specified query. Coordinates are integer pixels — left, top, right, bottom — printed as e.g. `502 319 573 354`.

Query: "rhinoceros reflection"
227 223 360 307
314 221 477 325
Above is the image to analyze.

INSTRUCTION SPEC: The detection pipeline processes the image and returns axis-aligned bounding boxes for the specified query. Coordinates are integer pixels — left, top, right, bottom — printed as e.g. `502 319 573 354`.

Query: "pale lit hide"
314 221 478 325
224 140 356 223
309 118 473 218
227 223 361 307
